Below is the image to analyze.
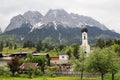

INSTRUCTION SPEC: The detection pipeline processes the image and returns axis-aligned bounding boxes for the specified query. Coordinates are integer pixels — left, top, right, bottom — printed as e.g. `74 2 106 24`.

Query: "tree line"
71 47 120 80
0 41 17 52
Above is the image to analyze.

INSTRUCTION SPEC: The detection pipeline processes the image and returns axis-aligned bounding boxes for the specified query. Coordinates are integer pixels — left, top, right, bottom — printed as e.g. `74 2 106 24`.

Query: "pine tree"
36 41 42 52
9 43 13 49
0 41 4 52
71 43 79 59
14 44 17 49
5 41 9 47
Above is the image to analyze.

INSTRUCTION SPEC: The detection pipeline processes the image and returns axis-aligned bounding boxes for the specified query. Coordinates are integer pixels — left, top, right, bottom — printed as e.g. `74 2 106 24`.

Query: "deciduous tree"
86 48 119 80
71 48 86 80
7 56 20 76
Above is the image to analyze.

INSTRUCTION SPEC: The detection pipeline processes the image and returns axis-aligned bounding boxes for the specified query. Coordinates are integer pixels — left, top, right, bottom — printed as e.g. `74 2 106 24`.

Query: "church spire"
81 25 90 53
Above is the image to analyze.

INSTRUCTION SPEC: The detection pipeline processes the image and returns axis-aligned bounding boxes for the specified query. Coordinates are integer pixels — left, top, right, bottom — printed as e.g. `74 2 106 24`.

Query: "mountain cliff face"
23 11 43 25
5 11 43 32
2 9 120 45
42 9 75 27
70 13 108 30
5 15 28 32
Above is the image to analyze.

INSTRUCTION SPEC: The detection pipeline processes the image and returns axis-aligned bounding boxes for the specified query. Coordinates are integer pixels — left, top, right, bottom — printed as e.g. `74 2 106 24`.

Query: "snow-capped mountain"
3 9 120 45
5 9 109 32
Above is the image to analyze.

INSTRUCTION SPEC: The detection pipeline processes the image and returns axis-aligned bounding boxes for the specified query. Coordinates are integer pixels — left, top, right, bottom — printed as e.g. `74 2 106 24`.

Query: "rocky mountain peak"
5 14 28 32
42 9 75 27
45 9 68 17
23 10 43 25
70 13 108 30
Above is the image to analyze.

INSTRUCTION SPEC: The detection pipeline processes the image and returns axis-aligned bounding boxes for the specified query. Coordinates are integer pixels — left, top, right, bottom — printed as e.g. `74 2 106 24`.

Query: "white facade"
0 57 12 66
59 55 69 60
81 31 90 53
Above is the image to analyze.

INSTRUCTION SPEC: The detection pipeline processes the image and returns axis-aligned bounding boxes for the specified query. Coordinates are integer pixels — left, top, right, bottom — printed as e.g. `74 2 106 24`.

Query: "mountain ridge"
4 9 108 32
2 9 120 45
2 22 120 45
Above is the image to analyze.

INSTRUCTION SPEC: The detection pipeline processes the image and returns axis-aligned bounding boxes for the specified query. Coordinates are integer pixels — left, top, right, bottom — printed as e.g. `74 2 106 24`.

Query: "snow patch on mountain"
52 21 57 30
20 37 24 41
30 22 43 32
34 22 43 28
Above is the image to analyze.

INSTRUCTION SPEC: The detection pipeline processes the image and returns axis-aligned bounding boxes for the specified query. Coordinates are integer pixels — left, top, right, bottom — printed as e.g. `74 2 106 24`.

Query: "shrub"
19 58 25 65
27 67 34 78
35 69 43 76
0 66 11 76
19 74 27 78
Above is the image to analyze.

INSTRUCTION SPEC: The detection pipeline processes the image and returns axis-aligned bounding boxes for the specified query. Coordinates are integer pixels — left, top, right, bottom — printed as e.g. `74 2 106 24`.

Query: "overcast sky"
0 0 120 33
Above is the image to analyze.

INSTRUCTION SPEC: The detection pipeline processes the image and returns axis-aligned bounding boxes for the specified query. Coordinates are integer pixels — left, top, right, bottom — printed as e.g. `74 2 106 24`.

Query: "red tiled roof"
51 57 59 60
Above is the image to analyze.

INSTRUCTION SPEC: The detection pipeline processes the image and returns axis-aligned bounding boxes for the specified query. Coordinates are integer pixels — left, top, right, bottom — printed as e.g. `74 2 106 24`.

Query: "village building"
0 52 50 67
0 53 11 66
50 56 59 61
0 56 12 66
10 52 28 58
20 63 38 73
59 52 69 60
50 52 71 72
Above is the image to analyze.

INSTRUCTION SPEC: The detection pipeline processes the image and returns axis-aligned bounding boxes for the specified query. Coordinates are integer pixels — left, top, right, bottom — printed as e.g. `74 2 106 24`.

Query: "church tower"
81 26 90 53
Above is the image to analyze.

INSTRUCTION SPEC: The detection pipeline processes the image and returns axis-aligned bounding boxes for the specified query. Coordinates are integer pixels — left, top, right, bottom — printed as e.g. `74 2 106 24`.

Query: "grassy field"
1 74 120 80
2 47 36 54
47 77 99 80
0 77 99 80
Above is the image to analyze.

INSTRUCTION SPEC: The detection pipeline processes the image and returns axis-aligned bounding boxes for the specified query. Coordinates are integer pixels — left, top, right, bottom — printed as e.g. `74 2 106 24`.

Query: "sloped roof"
33 53 48 56
10 52 28 57
20 63 38 70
